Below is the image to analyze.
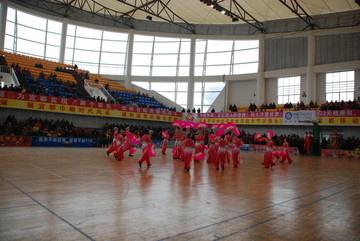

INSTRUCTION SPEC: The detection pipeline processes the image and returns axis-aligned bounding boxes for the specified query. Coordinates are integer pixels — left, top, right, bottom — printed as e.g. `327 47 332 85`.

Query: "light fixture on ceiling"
146 15 152 21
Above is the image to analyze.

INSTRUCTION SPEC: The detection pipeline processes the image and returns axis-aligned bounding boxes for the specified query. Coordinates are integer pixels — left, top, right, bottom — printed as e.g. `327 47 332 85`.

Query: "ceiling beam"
277 0 320 30
200 0 265 33
115 0 196 33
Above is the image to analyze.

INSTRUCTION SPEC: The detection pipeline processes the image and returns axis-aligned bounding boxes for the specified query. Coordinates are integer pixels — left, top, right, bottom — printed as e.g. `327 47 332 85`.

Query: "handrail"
0 65 20 86
84 79 116 103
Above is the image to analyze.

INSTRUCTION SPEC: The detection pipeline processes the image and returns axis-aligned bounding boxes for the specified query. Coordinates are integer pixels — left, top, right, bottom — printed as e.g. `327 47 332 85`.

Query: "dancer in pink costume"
113 131 126 161
183 134 195 172
106 127 119 156
232 136 244 168
122 127 137 157
193 123 207 162
255 131 276 168
206 133 218 164
280 138 293 164
161 130 169 155
216 135 228 170
138 130 154 168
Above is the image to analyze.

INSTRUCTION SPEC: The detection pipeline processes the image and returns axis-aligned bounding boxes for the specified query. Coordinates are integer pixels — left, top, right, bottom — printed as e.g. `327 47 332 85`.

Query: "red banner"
0 136 31 146
0 90 181 117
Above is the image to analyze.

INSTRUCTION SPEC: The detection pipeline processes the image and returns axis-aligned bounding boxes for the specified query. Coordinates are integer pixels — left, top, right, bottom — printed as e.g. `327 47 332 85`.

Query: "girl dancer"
216 135 228 170
183 134 195 172
161 130 169 155
193 124 206 162
280 138 293 164
255 131 276 168
106 127 119 156
138 130 154 168
232 136 244 168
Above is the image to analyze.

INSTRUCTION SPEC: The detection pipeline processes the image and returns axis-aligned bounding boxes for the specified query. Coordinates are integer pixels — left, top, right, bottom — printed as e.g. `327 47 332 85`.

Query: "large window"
132 35 190 77
132 81 188 110
65 25 128 75
4 7 62 61
195 39 258 76
194 82 225 112
326 71 354 102
278 76 301 104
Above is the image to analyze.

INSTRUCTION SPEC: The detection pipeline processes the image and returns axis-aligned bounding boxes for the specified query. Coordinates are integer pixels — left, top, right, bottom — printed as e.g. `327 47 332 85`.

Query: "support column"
256 33 265 106
306 33 316 104
59 19 67 64
187 36 195 110
0 0 8 51
125 31 134 89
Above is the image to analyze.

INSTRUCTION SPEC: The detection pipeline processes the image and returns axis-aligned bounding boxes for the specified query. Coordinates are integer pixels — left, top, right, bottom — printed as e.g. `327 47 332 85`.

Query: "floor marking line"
30 163 66 179
5 179 96 241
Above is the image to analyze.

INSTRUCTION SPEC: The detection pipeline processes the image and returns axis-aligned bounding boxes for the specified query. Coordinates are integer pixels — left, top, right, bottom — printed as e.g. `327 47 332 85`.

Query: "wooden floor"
0 147 359 241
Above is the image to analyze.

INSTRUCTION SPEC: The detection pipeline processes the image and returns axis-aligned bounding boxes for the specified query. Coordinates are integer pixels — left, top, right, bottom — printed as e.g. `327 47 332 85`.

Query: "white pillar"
0 0 8 51
125 31 134 89
187 36 195 110
306 33 316 104
256 33 265 106
59 19 67 64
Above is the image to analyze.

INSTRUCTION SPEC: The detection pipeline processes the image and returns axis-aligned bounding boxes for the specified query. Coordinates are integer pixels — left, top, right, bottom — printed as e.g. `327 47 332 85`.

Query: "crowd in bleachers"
226 99 360 113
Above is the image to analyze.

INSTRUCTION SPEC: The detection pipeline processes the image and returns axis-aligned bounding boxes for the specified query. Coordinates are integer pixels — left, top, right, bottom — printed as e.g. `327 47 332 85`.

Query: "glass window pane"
207 52 232 65
152 67 177 76
154 41 179 54
203 92 219 105
194 82 202 91
158 92 175 101
234 49 258 63
207 40 233 52
195 40 207 53
133 42 153 54
100 65 125 75
205 65 230 76
204 82 225 91
194 92 202 105
18 11 46 30
5 21 15 36
76 26 102 38
153 54 178 66
179 54 190 66
234 40 259 50
177 92 188 104
180 40 191 54
7 7 16 22
195 66 204 76
47 20 62 34
133 81 150 90
177 83 188 91
132 66 150 76
151 82 175 91
103 31 128 41
178 67 189 76
101 52 126 65
45 45 60 60
18 25 45 43
17 39 44 57
4 36 14 51
102 40 127 52
133 54 151 65
65 48 74 62
75 37 101 51
47 32 61 46
195 53 205 65
73 49 100 63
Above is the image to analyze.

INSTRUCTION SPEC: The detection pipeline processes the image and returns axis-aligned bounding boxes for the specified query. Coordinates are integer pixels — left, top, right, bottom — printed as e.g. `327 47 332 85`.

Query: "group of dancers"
106 120 293 171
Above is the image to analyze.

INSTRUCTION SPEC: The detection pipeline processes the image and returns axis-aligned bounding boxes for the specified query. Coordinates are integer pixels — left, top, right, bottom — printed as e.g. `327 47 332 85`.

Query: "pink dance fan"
196 122 208 129
193 152 205 161
267 130 275 139
161 131 170 138
172 120 182 127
